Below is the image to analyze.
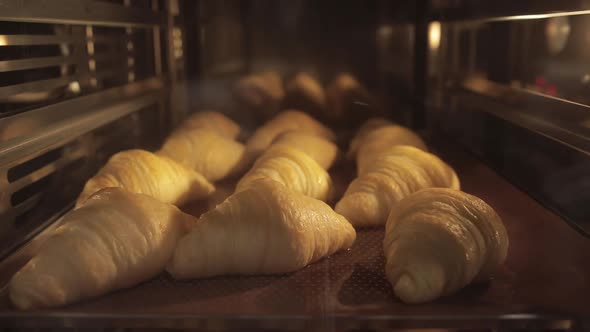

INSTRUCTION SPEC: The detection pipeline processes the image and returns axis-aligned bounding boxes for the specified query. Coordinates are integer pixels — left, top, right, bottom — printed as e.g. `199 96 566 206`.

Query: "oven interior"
0 0 589 330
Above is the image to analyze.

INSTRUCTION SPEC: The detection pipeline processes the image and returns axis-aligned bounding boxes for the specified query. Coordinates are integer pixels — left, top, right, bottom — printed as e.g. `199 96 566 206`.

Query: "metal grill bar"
0 77 165 168
7 148 85 194
0 56 76 73
0 0 166 28
0 35 78 46
0 76 74 99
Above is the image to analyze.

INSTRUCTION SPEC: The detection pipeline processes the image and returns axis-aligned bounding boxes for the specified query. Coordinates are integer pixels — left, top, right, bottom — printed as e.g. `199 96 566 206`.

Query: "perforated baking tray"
0 143 588 330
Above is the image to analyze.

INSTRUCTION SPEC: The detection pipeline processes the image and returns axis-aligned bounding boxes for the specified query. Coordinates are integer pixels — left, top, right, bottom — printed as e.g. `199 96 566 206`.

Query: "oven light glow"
546 17 570 55
68 81 81 94
0 36 6 46
87 42 94 55
429 21 441 51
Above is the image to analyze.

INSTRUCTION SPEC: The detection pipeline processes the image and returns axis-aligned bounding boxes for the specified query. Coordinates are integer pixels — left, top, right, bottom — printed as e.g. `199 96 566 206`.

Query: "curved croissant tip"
393 273 421 304
391 266 445 304
335 193 382 227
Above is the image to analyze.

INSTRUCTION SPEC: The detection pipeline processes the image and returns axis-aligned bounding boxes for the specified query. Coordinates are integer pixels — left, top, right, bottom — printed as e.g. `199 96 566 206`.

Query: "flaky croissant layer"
168 178 356 279
237 145 333 202
336 145 459 227
384 188 509 304
10 188 195 310
158 128 249 182
76 149 214 208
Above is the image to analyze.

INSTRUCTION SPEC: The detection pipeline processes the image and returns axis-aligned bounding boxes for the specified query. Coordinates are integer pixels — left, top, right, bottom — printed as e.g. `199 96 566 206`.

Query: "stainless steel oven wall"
428 1 590 235
0 0 185 259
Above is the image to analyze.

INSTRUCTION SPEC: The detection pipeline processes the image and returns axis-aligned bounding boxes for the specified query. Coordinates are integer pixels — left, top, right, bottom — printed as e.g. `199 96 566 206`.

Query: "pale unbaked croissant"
234 71 284 119
245 110 336 159
272 131 339 169
158 128 249 182
167 178 356 279
76 149 214 208
335 145 459 227
236 145 333 202
384 188 509 304
347 117 392 160
10 188 195 310
356 125 427 174
180 111 240 139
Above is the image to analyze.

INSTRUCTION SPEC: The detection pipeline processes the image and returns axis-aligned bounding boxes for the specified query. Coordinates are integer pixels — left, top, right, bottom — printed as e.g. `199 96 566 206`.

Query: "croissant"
180 111 240 139
346 117 392 160
335 145 459 227
158 128 249 182
356 125 427 174
245 110 336 159
76 149 214 208
234 71 284 119
272 131 339 169
167 178 356 279
384 188 509 304
10 188 195 310
237 145 333 202
325 73 372 121
284 72 327 113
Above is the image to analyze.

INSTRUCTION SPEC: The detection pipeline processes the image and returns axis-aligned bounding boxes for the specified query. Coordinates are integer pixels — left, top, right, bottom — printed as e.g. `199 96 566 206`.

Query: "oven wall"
429 1 590 234
0 0 185 258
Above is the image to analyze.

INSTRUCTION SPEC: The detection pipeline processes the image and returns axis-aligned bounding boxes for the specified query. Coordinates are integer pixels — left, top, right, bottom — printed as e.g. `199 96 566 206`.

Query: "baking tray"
0 143 588 330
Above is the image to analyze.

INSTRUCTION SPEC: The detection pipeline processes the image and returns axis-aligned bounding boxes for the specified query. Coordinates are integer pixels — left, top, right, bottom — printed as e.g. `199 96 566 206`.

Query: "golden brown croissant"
180 111 240 139
167 178 356 279
158 128 249 182
234 71 284 119
335 145 459 227
245 110 336 159
384 188 509 304
272 131 339 169
10 188 195 310
76 149 214 208
347 117 392 159
356 125 427 174
237 145 333 202
285 72 327 112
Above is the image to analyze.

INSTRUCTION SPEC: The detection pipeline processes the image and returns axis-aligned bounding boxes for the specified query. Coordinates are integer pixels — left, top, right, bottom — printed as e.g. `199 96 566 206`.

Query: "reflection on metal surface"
449 9 590 25
0 0 165 27
546 17 570 55
0 77 165 165
429 21 442 51
459 77 590 155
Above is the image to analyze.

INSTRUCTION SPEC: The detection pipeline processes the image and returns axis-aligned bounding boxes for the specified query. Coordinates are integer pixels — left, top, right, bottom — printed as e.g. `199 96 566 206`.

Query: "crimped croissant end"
335 192 384 227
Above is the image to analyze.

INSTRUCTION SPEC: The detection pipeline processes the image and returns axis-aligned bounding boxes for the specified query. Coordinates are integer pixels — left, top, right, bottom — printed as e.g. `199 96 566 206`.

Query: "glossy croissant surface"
167 178 356 279
245 110 336 159
384 188 509 304
272 131 339 169
158 128 249 182
180 111 241 139
356 125 427 174
10 188 195 310
335 145 459 227
76 149 214 208
237 145 333 202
